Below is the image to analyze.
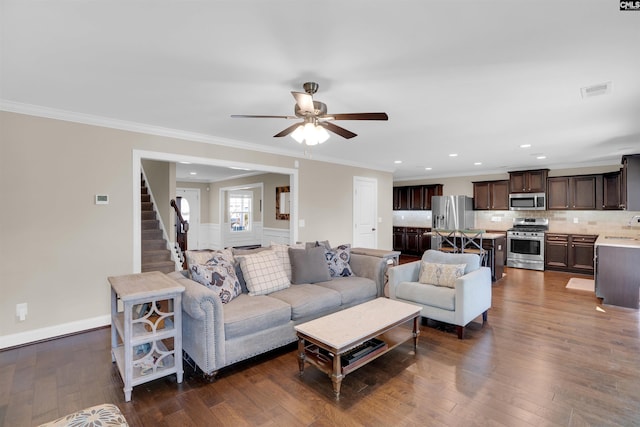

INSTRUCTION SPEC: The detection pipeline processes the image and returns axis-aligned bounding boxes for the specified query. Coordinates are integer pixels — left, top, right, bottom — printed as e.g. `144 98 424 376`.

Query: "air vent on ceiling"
581 81 612 99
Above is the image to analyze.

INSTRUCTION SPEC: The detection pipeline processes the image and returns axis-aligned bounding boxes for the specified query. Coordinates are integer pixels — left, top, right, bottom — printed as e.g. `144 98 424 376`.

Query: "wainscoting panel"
263 227 291 246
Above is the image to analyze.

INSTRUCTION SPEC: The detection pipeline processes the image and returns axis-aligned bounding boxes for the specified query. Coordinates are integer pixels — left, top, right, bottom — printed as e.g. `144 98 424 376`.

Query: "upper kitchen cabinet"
621 154 640 211
472 180 509 210
602 170 623 210
547 174 602 210
393 186 410 210
509 169 548 193
393 184 443 210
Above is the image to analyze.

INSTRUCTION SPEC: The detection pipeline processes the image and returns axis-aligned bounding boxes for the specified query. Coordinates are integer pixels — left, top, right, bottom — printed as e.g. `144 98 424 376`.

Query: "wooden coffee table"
294 298 421 398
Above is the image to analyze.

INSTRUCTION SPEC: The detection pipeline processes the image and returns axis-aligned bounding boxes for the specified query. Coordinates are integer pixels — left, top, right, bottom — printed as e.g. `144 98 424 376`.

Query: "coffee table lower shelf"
297 324 418 397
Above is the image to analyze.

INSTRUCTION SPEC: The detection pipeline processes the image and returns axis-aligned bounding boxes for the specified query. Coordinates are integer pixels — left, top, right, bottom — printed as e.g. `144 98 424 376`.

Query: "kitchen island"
428 230 506 282
594 235 640 309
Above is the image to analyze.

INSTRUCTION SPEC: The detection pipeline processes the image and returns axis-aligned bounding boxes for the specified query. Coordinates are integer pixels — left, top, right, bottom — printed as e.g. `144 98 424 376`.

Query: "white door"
353 177 378 248
176 188 201 249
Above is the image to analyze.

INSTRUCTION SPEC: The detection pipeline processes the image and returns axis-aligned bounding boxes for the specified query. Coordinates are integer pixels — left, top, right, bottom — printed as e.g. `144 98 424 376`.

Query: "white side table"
108 271 184 402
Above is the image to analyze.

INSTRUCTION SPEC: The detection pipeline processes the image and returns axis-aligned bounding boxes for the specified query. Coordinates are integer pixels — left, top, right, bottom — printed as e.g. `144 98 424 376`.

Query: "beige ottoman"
38 403 128 427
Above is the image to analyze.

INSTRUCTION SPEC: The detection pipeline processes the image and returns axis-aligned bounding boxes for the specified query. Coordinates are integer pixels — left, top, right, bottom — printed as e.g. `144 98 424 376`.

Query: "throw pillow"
185 249 234 272
237 250 290 296
325 244 353 277
270 241 304 281
190 252 242 304
289 246 332 284
419 262 466 288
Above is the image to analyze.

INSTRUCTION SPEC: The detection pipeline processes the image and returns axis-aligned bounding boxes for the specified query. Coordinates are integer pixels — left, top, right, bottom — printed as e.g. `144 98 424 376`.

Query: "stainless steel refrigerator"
431 195 474 230
431 195 475 250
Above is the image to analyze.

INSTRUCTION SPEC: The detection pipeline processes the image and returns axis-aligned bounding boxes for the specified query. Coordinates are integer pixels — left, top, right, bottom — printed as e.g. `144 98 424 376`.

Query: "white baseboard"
0 314 111 349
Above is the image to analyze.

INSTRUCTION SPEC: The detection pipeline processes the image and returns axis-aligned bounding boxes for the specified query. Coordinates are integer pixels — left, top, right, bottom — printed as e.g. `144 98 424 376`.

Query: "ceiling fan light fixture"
316 125 330 144
291 125 305 143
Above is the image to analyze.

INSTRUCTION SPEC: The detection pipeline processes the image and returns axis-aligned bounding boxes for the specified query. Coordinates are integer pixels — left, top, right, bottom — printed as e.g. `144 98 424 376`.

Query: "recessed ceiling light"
425 167 432 171
520 144 531 148
536 155 546 160
474 162 482 166
190 172 197 175
449 153 458 157
179 161 192 164
394 160 402 164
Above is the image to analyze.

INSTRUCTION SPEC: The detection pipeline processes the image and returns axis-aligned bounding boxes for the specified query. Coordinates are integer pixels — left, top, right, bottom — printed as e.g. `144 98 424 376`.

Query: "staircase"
141 177 176 274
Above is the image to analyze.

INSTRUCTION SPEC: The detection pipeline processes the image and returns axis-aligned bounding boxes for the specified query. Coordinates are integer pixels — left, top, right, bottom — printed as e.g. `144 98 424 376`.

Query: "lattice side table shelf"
108 271 184 402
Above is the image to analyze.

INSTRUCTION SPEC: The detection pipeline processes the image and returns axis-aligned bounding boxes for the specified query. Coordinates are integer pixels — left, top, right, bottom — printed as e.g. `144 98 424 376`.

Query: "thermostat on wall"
95 194 109 205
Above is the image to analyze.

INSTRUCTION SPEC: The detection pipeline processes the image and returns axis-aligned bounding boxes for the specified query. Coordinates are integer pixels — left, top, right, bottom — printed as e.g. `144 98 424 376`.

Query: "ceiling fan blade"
231 114 297 119
273 122 302 138
320 122 357 139
329 112 389 121
291 91 315 114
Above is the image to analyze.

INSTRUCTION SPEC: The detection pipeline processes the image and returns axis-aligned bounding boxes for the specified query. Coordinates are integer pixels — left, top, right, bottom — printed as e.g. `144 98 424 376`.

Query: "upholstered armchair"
387 250 491 339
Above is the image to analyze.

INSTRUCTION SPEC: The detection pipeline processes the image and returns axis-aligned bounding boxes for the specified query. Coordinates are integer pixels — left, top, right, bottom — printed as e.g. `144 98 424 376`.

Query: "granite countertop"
595 235 640 248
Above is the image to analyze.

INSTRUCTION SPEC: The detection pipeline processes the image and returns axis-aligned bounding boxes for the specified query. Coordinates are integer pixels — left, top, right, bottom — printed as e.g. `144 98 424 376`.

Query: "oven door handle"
507 235 544 241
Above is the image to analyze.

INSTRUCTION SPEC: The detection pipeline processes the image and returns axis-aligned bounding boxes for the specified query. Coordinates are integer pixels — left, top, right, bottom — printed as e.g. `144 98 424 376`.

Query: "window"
229 191 252 232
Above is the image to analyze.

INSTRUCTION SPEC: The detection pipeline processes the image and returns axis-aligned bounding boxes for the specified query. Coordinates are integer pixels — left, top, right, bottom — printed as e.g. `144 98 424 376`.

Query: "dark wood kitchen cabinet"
545 233 597 273
545 233 569 270
621 154 640 211
547 175 602 210
393 187 410 210
392 227 430 255
472 180 509 210
393 227 406 251
570 235 597 273
602 170 623 210
393 185 443 210
509 169 548 193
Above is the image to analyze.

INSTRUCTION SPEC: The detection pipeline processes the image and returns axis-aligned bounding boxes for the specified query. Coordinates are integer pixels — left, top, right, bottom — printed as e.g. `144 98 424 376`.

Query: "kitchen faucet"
629 215 640 225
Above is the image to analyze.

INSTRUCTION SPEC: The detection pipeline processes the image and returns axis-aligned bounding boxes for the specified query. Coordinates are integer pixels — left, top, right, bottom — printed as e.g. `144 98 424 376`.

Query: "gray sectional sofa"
167 245 388 377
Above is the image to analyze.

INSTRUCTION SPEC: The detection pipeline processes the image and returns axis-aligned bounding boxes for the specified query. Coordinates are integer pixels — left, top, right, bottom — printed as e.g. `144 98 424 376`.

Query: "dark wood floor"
2 267 639 426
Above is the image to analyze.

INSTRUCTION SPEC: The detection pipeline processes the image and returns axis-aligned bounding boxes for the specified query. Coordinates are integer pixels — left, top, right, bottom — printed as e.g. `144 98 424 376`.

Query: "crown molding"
0 100 394 174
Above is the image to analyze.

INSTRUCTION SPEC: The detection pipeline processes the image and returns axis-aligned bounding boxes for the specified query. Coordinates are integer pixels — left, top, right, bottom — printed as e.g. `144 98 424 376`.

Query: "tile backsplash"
393 210 640 237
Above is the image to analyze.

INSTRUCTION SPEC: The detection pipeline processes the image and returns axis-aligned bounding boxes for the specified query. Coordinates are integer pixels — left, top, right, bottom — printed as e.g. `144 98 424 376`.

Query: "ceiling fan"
231 82 388 145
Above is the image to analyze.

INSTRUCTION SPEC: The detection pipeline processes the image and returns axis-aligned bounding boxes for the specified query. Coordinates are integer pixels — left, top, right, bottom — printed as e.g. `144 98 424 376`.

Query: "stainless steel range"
506 218 549 271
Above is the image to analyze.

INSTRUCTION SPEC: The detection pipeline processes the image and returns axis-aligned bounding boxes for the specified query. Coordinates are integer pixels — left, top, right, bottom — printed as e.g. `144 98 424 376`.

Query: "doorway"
176 188 201 249
353 176 378 248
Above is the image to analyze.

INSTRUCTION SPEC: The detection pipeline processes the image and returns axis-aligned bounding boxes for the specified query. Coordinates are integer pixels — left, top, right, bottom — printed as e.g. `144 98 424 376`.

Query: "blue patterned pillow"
325 244 353 277
190 252 242 303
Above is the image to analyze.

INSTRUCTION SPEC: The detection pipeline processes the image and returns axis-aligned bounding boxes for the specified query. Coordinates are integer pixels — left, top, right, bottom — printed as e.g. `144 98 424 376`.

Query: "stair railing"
171 198 189 270
140 166 183 271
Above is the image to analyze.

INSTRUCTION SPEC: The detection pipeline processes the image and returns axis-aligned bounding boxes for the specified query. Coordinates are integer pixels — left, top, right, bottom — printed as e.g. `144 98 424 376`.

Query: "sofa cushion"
289 246 332 284
223 294 292 339
396 281 455 311
237 250 290 296
269 284 342 321
325 244 354 277
419 262 466 288
314 276 377 306
270 242 304 281
189 252 242 304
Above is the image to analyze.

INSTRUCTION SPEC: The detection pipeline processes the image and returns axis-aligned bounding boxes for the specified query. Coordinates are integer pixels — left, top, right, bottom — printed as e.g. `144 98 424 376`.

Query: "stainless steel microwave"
509 192 546 210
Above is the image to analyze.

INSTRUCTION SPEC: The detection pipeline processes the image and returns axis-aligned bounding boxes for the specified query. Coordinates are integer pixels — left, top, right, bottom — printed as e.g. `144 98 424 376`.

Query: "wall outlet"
16 303 28 321
573 217 579 224
299 219 305 228
491 216 502 222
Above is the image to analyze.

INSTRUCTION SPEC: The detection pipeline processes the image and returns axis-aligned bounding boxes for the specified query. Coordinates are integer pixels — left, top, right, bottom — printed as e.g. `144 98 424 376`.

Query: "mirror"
276 186 290 220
